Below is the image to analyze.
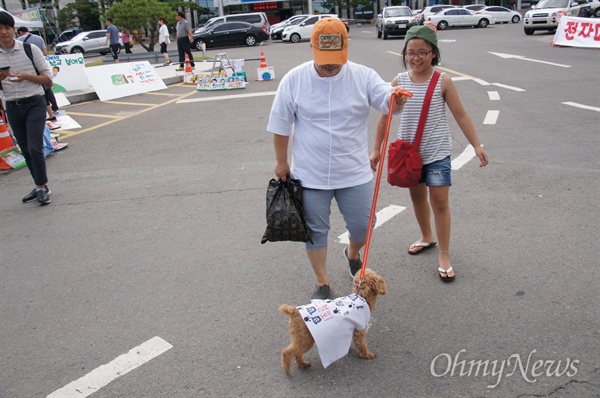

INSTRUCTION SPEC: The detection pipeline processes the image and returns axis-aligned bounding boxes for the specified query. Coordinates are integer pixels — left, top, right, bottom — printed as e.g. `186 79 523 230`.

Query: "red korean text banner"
554 16 600 48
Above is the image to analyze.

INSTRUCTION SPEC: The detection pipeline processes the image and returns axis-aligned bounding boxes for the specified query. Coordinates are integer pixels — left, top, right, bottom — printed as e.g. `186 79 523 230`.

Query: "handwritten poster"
83 61 167 101
45 54 90 93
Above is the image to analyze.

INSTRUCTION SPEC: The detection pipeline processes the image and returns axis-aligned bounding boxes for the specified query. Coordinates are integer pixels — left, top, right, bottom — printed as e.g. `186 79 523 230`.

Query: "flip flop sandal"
408 241 437 255
438 266 456 283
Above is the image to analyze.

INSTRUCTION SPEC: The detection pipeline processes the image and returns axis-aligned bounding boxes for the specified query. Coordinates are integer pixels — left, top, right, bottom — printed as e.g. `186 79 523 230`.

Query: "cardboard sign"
197 76 246 91
83 61 167 101
45 54 90 93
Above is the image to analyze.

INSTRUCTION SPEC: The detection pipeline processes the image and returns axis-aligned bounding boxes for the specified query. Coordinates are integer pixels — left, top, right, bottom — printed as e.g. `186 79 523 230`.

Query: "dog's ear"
377 276 387 295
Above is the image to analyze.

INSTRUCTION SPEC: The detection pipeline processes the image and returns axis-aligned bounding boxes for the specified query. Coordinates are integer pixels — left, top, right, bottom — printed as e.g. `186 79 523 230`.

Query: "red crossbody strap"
411 70 441 151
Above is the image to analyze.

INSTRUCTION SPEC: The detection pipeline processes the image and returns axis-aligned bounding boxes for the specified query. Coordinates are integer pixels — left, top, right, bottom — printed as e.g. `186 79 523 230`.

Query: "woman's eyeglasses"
405 50 433 59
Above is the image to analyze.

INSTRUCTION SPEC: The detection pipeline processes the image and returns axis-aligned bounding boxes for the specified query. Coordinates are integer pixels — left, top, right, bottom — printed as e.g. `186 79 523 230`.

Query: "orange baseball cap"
310 18 348 66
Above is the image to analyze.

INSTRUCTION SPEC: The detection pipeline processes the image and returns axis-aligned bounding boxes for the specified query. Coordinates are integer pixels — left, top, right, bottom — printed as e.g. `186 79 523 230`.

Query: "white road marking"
452 144 483 170
491 83 526 92
451 76 472 81
488 52 572 68
177 91 277 104
488 91 500 101
483 110 500 125
562 102 600 112
472 78 490 86
438 39 457 42
47 336 173 398
337 205 406 244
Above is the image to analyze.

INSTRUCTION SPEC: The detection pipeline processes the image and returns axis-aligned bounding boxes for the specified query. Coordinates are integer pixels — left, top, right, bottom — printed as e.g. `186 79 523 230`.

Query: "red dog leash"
359 89 413 281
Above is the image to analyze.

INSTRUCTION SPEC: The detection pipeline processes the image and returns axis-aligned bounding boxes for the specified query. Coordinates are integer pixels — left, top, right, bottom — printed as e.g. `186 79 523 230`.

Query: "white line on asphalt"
451 76 472 81
483 110 500 125
488 52 571 68
177 91 277 103
491 83 526 92
337 205 406 244
562 102 600 112
451 144 482 170
47 336 173 398
488 91 500 101
472 78 491 86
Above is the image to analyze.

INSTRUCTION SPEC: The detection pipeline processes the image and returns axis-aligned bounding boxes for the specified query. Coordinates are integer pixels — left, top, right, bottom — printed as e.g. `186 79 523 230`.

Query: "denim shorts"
420 155 451 187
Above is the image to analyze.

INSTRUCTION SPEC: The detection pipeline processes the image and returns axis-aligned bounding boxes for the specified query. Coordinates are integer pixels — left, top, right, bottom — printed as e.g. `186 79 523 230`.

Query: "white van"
201 12 270 33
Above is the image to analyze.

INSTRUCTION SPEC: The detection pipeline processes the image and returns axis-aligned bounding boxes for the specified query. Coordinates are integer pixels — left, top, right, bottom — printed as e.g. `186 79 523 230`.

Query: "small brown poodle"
278 268 387 375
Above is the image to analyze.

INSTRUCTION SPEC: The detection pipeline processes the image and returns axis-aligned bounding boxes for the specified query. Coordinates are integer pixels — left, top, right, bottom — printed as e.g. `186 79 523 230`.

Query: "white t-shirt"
159 25 170 44
267 61 395 189
297 294 371 368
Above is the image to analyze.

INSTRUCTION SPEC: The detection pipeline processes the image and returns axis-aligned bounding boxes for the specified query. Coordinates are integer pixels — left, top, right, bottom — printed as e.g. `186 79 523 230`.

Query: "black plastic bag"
261 178 312 244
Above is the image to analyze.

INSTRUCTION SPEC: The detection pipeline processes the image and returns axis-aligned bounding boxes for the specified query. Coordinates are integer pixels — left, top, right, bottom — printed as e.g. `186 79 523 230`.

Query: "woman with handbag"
370 26 489 282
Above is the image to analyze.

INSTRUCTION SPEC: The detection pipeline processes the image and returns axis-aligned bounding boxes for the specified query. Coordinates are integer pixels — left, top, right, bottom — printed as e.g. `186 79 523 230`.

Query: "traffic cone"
259 52 267 68
185 54 193 73
0 117 16 170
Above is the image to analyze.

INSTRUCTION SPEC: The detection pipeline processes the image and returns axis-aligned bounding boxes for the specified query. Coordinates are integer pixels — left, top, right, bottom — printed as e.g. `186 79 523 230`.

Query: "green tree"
56 0 101 30
106 0 174 52
166 0 209 28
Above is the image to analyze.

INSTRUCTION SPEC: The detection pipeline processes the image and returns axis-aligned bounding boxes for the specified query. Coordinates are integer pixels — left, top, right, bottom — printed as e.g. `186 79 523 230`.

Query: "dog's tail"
278 304 298 318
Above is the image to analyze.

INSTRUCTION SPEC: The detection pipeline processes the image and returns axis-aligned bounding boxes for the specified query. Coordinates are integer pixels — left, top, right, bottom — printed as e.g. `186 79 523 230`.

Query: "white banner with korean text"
83 61 167 101
554 16 600 48
45 54 91 93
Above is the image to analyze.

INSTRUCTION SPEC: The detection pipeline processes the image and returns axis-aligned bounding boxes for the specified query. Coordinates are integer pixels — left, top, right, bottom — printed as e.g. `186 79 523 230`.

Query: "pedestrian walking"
121 29 132 54
16 26 59 129
175 11 194 71
105 18 120 63
371 26 489 282
158 17 171 65
0 11 54 205
267 18 410 300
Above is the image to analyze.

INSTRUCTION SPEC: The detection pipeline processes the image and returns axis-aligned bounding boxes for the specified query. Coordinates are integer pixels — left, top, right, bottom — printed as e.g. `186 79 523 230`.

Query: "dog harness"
297 294 371 368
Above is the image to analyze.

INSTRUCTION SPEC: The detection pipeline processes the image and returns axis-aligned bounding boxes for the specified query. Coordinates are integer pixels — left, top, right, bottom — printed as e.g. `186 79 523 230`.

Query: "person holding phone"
0 11 54 205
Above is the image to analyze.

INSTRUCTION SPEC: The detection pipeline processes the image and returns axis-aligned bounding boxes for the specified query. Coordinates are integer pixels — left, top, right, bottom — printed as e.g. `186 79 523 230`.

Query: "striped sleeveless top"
397 71 451 166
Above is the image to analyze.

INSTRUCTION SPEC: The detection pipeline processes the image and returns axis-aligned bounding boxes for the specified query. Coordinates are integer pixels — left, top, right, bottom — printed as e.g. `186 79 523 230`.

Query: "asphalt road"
1 22 599 398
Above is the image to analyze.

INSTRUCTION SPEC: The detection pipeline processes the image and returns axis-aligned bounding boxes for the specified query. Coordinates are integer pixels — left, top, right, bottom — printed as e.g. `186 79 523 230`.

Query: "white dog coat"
297 294 371 368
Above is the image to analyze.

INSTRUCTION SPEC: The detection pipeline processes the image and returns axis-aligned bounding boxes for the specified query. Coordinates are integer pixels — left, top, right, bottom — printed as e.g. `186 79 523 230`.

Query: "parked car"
589 0 600 17
376 6 418 39
202 12 270 33
192 21 269 50
464 4 488 12
425 8 495 30
281 14 339 43
418 5 457 24
477 6 522 23
54 30 122 55
270 14 310 40
51 27 83 48
523 0 588 35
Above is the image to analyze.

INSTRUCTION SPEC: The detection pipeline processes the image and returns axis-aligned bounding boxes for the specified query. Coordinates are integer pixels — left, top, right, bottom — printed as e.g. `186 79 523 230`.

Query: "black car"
192 21 269 50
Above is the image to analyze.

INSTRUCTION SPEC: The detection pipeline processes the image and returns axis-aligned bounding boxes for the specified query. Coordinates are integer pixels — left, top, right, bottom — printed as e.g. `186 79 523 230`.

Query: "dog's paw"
297 360 311 369
361 352 376 360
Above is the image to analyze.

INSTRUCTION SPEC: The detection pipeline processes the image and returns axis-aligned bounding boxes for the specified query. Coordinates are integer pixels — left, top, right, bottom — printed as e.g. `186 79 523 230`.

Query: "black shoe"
22 188 38 203
344 247 362 278
310 284 330 301
46 116 57 122
36 186 51 205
